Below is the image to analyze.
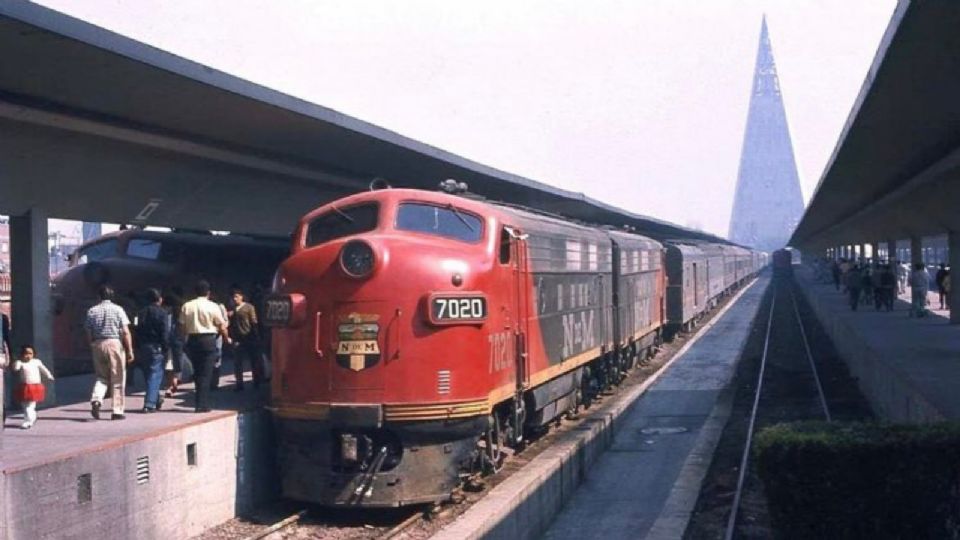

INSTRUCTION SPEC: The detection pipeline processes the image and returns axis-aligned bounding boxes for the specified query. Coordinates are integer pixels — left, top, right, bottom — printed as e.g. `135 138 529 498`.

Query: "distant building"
0 219 84 278
728 17 805 252
49 230 82 277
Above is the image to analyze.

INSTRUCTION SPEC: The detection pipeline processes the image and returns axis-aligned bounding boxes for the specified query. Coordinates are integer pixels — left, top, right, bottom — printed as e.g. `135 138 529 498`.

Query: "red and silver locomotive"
267 185 768 506
267 186 669 506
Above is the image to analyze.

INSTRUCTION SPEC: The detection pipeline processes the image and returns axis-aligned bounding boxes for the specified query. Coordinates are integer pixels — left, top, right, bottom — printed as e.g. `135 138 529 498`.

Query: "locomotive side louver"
437 370 451 395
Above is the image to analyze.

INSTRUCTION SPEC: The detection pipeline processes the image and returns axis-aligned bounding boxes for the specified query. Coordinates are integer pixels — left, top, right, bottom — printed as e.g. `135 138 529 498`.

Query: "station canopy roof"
0 2 728 245
790 1 960 251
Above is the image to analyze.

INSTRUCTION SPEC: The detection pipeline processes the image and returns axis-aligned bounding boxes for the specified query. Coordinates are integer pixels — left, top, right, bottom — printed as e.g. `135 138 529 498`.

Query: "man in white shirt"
180 280 231 412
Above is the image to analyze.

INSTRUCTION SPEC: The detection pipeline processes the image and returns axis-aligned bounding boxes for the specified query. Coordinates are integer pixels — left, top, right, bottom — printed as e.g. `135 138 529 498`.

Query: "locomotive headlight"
340 240 376 278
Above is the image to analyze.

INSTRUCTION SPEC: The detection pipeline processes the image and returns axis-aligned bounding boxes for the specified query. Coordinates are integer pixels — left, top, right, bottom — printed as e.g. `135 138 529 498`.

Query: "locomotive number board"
263 296 293 326
429 293 488 325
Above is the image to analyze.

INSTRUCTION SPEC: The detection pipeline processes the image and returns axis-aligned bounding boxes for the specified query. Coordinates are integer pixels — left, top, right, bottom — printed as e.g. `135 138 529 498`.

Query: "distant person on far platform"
85 285 134 420
942 270 951 310
871 263 884 310
839 259 851 293
897 261 909 295
831 260 841 291
860 265 874 306
12 345 54 429
909 263 931 318
936 263 949 310
879 264 896 312
846 264 863 311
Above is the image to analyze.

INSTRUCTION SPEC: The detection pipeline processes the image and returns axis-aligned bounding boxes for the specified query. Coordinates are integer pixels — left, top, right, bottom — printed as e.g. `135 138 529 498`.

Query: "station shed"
789 0 960 324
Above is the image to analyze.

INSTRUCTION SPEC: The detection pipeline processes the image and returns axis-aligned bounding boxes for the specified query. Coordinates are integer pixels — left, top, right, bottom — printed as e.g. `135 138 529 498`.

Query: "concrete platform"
433 274 770 540
797 266 960 422
0 364 276 540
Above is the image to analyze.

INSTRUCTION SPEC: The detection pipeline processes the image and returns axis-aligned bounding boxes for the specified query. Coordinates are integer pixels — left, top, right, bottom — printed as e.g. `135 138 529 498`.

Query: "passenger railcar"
606 229 665 374
729 246 753 286
695 242 728 308
664 243 708 332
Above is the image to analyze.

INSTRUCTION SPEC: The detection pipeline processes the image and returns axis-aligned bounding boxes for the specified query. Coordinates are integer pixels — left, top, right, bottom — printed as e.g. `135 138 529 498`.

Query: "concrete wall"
0 410 277 539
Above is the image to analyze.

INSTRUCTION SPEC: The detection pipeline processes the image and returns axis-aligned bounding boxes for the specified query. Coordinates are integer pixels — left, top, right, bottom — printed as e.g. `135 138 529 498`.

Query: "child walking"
13 345 54 429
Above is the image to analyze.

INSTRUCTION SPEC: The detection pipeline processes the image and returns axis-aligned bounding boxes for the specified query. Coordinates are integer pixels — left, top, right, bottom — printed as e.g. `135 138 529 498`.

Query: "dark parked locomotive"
773 248 794 277
267 187 765 507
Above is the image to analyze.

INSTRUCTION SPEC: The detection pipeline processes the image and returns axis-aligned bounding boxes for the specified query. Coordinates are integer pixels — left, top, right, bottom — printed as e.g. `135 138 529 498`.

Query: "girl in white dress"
13 345 54 429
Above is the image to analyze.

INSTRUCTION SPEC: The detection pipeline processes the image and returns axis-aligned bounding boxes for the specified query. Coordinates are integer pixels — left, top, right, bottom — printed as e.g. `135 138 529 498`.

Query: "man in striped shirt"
85 285 134 420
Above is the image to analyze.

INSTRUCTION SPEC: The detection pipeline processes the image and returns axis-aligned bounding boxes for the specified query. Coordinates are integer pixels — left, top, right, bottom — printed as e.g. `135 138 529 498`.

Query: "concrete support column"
911 236 923 266
10 208 55 405
950 231 960 325
886 240 896 264
870 242 880 262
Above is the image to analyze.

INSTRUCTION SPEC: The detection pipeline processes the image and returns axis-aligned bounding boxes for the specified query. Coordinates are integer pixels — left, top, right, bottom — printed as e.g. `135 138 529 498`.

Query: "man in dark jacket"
229 288 263 391
846 265 863 311
936 263 948 309
879 265 897 312
134 288 170 412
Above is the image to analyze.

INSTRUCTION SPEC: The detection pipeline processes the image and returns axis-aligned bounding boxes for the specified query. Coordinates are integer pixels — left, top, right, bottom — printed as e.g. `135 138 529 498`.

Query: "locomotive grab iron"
266 186 766 507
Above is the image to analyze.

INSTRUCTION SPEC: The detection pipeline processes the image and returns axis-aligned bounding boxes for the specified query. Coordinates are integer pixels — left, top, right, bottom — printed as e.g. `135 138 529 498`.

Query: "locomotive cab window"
126 238 166 261
75 239 119 265
396 202 482 243
305 203 379 248
499 227 512 264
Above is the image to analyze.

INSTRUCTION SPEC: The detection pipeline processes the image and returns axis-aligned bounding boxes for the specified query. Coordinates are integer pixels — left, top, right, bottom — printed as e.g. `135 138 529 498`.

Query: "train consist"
266 186 767 507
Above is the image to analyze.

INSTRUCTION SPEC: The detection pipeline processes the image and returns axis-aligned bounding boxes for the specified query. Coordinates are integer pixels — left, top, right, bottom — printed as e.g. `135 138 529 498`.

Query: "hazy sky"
38 0 896 237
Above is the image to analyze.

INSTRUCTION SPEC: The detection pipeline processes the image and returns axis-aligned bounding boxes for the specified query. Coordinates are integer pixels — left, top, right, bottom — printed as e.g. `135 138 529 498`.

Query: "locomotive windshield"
74 239 119 265
395 202 483 243
305 203 379 247
126 238 163 260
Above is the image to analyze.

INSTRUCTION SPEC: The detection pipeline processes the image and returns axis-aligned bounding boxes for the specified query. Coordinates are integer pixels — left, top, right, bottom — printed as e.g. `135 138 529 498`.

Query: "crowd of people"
1 279 267 429
820 257 951 317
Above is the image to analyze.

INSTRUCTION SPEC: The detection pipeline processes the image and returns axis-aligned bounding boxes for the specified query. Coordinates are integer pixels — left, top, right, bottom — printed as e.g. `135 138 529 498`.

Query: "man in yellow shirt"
180 280 231 412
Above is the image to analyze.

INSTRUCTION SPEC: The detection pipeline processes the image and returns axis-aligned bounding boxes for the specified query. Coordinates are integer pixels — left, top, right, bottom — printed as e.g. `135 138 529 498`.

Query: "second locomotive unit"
266 185 764 507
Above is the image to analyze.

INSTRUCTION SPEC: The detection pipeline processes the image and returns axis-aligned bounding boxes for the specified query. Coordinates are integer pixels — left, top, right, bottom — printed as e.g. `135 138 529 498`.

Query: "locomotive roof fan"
438 178 469 194
369 177 392 191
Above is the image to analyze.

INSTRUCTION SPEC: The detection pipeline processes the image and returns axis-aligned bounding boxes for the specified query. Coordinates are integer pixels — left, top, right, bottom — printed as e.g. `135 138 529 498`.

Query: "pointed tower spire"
728 16 805 251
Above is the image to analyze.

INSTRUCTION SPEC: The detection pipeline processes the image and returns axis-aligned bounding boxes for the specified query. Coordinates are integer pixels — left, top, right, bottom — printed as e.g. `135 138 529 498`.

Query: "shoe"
156 396 164 411
141 407 156 414
91 401 101 420
111 413 126 420
20 421 32 429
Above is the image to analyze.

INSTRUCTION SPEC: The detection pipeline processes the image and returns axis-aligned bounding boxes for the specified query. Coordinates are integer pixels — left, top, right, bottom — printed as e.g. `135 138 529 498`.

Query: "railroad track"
723 278 832 540
238 506 425 540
